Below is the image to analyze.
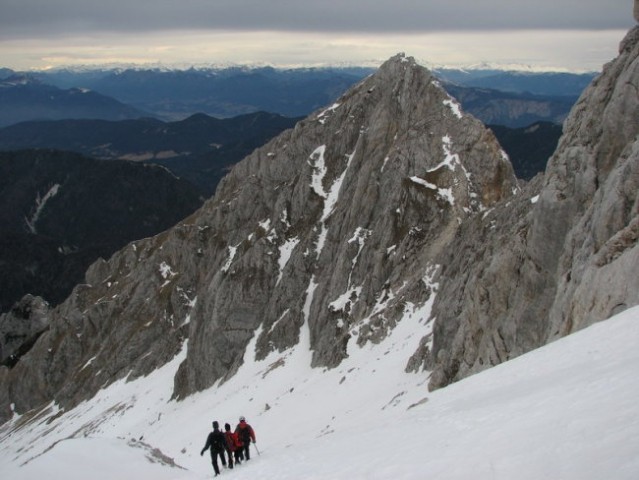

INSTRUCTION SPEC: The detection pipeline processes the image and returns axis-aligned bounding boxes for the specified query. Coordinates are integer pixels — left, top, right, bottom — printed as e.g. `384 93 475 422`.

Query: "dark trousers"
242 443 251 460
209 449 226 474
234 449 243 464
226 449 234 468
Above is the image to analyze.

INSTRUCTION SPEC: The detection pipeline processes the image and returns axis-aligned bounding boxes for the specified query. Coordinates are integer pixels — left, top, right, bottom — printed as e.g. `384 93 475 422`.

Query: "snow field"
1 304 639 479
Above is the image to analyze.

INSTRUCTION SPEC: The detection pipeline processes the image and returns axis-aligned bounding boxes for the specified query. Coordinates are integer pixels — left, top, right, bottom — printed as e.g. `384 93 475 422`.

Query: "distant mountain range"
433 68 596 97
446 85 576 127
0 66 593 128
29 66 373 120
0 75 147 128
0 112 300 194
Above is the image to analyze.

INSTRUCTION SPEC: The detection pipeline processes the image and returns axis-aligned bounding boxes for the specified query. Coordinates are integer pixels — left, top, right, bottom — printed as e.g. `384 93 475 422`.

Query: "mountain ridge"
14 65 588 127
0 75 148 128
0 112 300 194
0 53 517 418
1 21 638 434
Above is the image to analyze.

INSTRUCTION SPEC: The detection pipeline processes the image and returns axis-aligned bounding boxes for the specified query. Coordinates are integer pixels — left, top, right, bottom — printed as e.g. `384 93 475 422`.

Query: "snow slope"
1 304 638 480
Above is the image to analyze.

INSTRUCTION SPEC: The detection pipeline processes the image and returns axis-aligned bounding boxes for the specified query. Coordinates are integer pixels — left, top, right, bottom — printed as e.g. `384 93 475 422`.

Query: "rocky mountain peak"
0 53 518 420
376 52 419 74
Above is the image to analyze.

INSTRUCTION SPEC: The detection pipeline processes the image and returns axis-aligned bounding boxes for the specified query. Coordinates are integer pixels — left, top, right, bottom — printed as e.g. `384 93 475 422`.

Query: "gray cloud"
0 0 633 40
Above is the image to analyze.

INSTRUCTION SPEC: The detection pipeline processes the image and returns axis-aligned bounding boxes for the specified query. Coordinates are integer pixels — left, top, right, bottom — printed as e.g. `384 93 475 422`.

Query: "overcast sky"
0 0 634 71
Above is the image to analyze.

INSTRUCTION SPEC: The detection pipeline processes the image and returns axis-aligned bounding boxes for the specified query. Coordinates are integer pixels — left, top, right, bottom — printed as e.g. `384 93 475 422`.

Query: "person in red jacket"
223 423 241 467
235 416 256 460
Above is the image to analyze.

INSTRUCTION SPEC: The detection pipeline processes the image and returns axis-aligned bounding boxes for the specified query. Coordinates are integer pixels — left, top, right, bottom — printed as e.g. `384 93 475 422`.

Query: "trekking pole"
254 442 261 456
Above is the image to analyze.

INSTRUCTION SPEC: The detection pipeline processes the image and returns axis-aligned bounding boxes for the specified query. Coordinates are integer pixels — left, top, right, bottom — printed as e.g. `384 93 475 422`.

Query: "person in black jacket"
201 421 227 476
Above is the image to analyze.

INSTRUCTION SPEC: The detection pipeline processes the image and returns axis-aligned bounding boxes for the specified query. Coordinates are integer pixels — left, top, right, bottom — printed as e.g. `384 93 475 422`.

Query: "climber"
201 420 228 476
235 416 257 460
223 422 241 467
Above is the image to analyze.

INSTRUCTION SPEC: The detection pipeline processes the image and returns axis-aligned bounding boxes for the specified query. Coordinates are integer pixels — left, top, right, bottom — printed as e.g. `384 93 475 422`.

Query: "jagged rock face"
175 54 515 396
542 28 639 335
0 54 516 421
427 27 639 389
0 295 50 365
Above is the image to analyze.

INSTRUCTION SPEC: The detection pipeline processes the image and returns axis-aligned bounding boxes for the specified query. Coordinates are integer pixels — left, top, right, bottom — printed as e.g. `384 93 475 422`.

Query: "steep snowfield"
2 304 638 480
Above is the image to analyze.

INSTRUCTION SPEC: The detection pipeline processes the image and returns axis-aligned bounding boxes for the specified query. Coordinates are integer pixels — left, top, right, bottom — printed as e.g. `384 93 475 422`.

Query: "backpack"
239 425 251 445
213 431 227 451
225 431 238 450
231 431 242 449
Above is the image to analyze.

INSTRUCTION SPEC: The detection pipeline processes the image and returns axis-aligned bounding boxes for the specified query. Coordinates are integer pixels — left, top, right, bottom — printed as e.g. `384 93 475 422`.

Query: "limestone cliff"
427 27 639 389
0 54 516 421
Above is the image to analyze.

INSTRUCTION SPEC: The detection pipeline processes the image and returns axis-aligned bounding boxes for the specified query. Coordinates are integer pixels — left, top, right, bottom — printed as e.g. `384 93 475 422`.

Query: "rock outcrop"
0 295 50 366
427 27 639 389
0 54 517 421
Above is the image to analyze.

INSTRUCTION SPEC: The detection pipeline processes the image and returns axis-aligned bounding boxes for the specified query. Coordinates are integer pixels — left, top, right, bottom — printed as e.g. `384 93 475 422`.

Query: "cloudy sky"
0 0 634 71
